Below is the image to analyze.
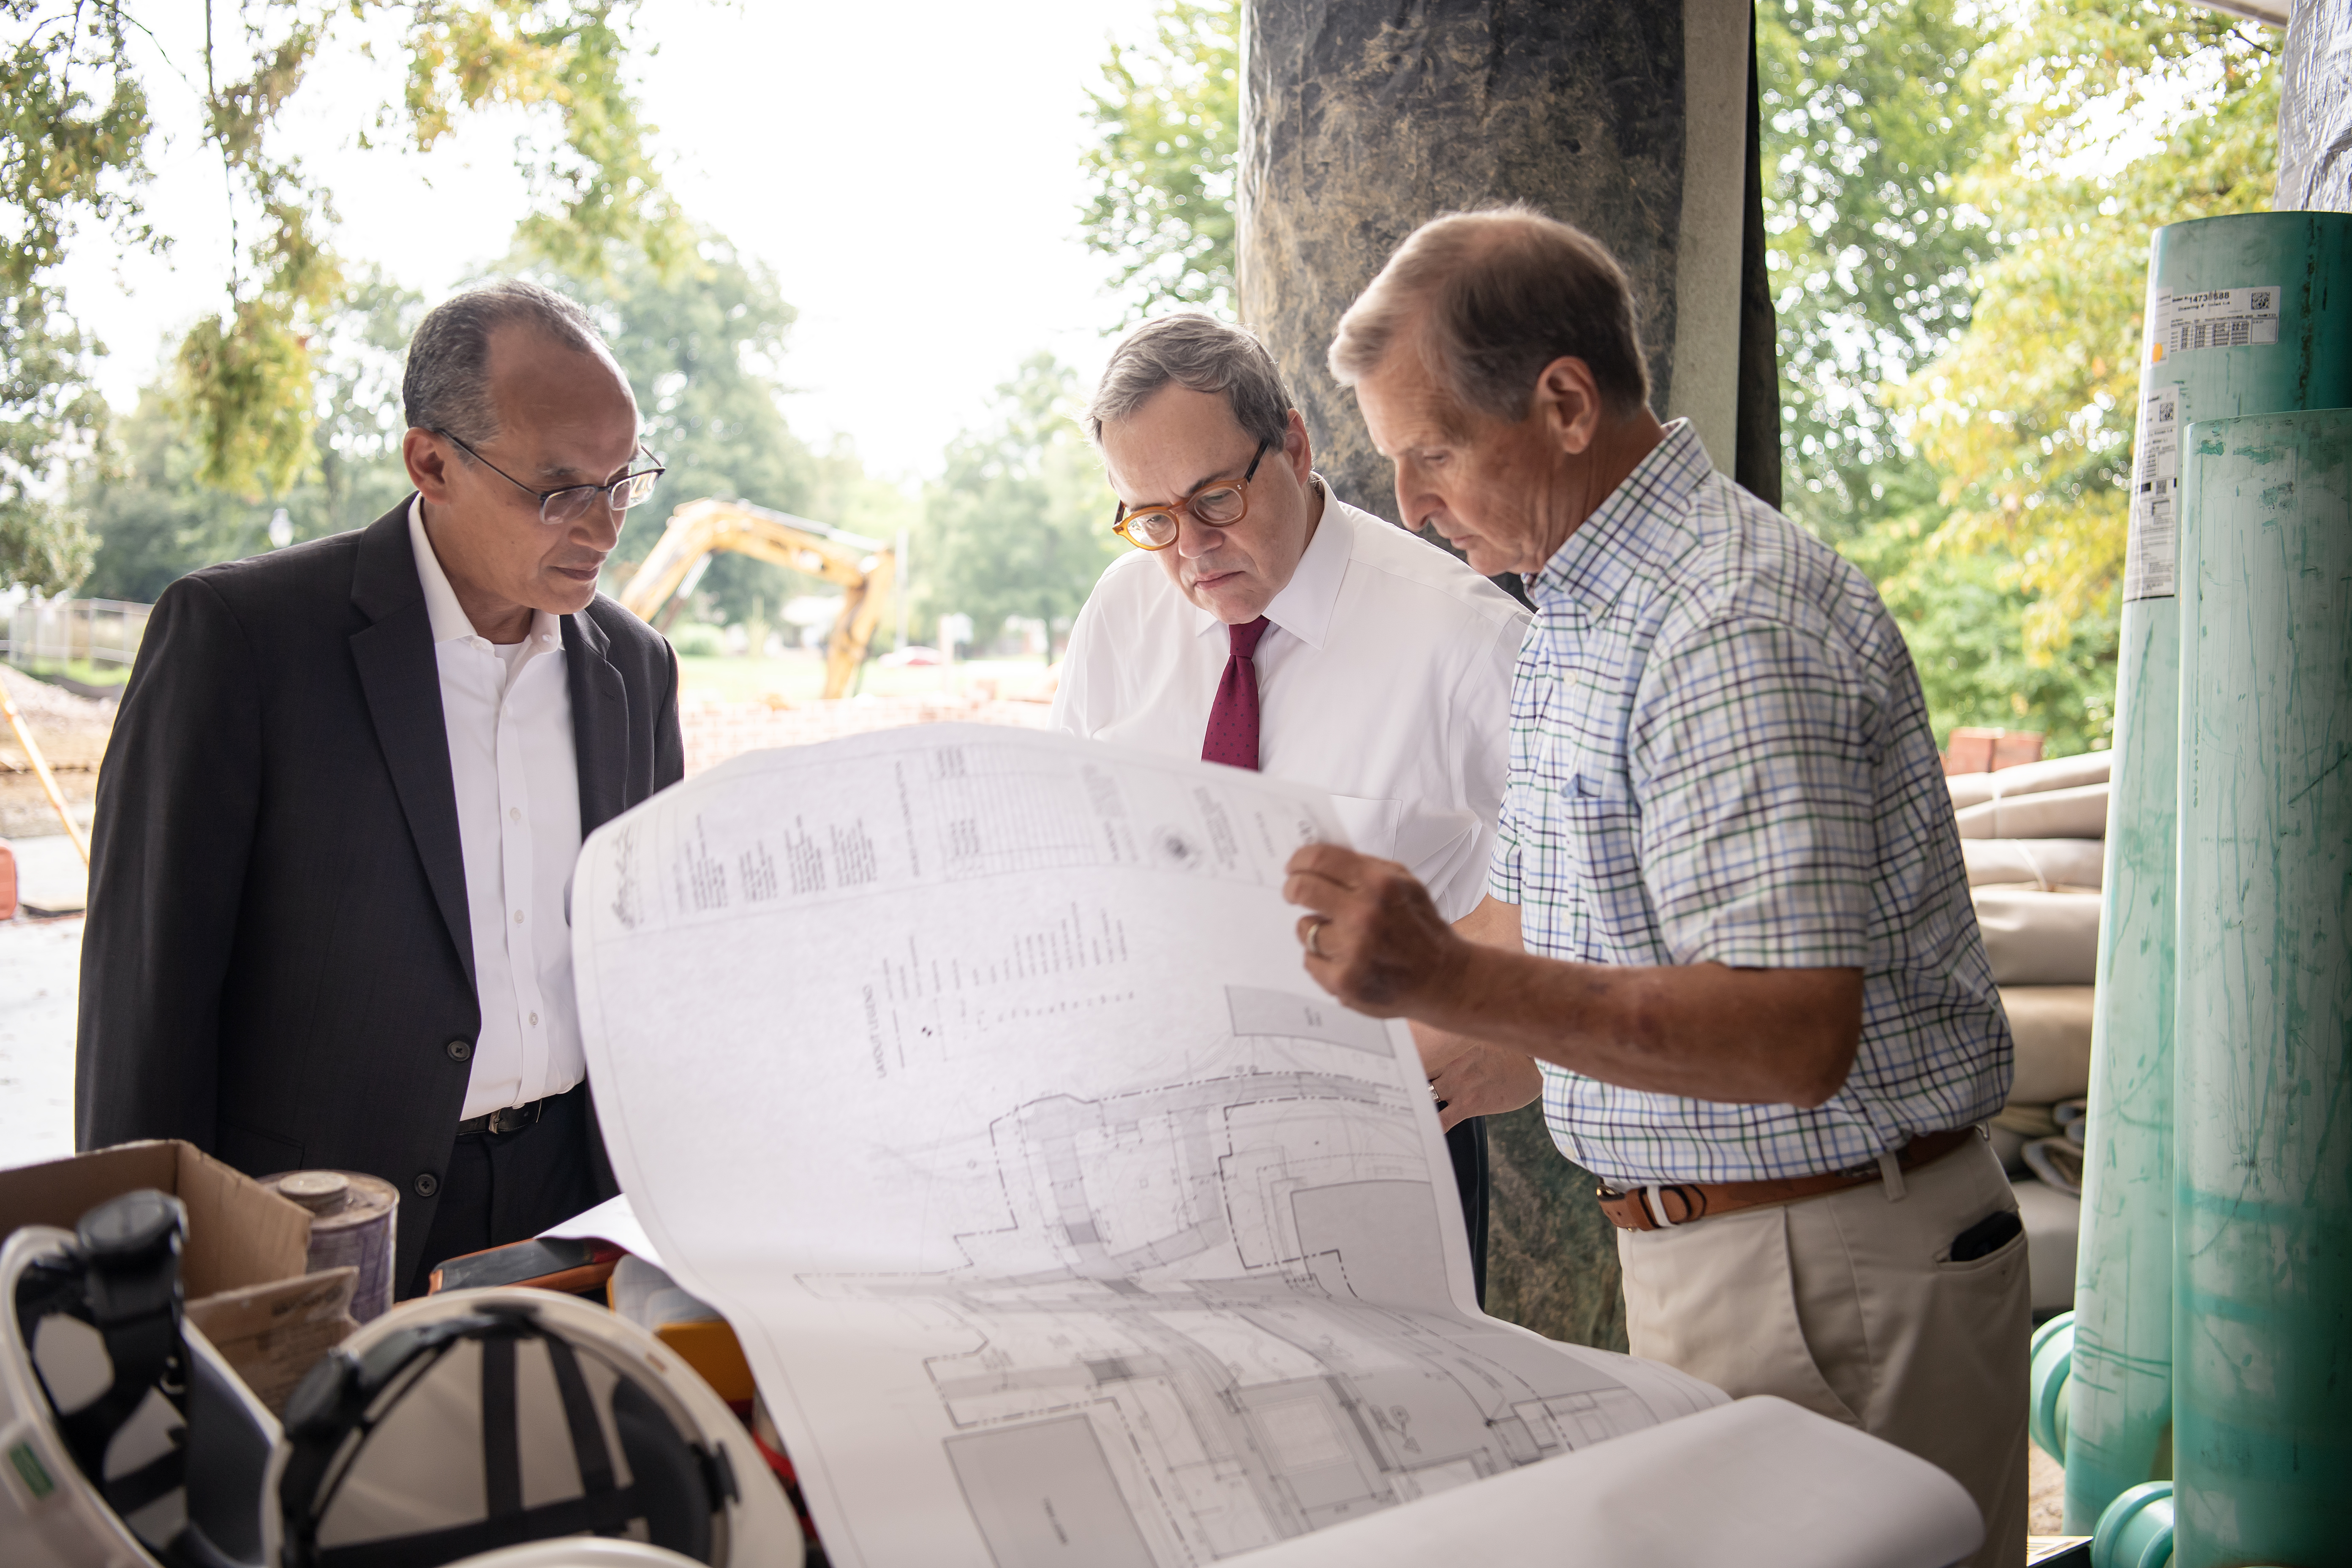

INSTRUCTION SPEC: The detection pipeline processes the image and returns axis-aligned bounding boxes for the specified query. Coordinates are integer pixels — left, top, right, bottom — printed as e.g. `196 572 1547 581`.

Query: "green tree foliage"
921 355 1118 659
1755 0 2097 755
2 0 150 594
79 234 886 627
79 270 423 600
1902 0 2278 648
515 231 832 629
2 0 683 594
1080 0 1238 318
1834 467 2118 754
1756 0 1990 534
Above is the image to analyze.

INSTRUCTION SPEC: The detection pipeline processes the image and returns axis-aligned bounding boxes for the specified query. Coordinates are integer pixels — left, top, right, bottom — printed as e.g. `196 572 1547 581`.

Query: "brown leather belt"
1595 1125 1981 1232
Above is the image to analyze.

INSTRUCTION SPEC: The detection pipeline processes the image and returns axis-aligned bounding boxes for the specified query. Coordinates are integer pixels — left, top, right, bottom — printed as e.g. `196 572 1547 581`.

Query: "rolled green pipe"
2067 211 2352 1532
2091 1481 2176 1568
2173 407 2352 1568
2028 1311 2075 1461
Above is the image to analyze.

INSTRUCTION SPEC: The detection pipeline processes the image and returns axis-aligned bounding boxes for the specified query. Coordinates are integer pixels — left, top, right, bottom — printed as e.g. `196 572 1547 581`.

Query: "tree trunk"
1237 0 1778 524
1482 1104 1628 1351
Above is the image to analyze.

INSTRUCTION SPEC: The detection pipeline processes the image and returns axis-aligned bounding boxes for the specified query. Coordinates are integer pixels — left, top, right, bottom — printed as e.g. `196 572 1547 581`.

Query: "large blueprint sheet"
571 726 1721 1567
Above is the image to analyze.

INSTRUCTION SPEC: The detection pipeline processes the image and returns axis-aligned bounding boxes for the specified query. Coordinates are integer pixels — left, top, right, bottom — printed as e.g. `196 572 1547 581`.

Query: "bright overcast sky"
55 0 1162 482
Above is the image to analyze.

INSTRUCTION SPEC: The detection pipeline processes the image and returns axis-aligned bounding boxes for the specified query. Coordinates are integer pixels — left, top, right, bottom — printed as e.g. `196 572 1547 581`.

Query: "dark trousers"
1448 1116 1489 1308
403 1083 602 1299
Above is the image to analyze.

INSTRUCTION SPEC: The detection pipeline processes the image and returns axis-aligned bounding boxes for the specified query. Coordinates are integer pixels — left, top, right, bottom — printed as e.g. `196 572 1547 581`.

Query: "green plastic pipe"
2173 407 2352 1568
2028 1312 2075 1461
2066 211 2352 1533
2092 1481 2176 1568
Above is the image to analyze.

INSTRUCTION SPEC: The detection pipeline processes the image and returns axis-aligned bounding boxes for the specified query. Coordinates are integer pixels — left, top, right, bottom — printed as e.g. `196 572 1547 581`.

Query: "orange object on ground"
653 1316 758 1409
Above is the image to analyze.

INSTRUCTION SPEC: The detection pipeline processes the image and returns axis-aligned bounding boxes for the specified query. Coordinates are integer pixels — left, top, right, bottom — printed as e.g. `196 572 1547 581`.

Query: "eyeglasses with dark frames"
1111 439 1272 551
434 429 667 528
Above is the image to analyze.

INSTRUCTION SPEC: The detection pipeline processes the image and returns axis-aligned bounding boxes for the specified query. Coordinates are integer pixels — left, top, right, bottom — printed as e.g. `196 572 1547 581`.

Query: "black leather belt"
455 1097 550 1138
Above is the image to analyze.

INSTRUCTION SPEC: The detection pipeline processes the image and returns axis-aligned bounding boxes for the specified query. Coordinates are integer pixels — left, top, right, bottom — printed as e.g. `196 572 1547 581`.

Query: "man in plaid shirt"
1285 209 2027 1564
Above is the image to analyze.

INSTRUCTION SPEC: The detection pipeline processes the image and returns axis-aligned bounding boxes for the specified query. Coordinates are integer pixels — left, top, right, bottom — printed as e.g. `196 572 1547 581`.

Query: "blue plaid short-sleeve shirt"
1489 422 2011 1185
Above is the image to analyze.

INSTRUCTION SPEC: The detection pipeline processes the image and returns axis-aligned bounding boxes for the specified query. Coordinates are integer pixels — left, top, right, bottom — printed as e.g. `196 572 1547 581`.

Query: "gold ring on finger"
1304 916 1331 959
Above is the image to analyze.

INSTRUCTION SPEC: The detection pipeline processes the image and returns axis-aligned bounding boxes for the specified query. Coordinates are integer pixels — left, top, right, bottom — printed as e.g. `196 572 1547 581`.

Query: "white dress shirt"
408 498 587 1119
1052 485 1529 920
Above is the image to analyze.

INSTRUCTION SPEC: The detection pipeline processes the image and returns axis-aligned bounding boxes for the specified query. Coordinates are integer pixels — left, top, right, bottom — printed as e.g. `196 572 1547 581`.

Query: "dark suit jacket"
76 498 683 1286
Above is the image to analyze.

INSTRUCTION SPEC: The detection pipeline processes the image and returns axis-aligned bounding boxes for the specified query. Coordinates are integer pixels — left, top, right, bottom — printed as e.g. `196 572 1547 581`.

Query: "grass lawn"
673 651 1054 704
8 659 133 690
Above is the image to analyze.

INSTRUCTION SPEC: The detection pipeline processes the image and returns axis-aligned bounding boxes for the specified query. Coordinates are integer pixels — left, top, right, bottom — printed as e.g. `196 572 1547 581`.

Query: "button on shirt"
408 499 587 1120
1489 422 2011 1184
1053 485 1528 920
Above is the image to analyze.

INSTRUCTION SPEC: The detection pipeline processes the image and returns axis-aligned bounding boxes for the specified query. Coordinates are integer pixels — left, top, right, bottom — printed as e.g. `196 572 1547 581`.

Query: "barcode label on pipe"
2151 286 2281 359
2125 380 2183 602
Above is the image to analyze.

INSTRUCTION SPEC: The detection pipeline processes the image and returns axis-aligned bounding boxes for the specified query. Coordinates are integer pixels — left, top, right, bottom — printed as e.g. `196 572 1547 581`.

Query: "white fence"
2 598 151 673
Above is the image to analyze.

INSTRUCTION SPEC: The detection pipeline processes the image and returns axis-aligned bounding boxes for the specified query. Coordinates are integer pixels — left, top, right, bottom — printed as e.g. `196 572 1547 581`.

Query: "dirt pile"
0 667 112 840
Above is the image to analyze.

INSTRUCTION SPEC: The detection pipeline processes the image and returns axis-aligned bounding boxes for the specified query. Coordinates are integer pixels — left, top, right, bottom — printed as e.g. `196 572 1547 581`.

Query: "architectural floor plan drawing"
572 728 1721 1567
807 1024 1709 1563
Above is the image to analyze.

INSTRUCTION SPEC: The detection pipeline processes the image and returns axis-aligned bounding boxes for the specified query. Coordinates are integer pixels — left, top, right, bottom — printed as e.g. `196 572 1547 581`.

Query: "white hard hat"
1 1221 164 1567
447 1543 709 1568
4 1213 279 1568
267 1288 803 1568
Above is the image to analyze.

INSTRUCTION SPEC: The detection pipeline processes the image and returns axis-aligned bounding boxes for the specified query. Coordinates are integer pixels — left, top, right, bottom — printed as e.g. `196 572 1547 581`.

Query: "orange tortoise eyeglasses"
1111 440 1271 551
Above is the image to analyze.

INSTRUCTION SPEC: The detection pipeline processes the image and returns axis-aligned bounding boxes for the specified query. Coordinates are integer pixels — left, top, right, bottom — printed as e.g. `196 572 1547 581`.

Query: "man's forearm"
1410 896 1544 1127
1288 849 1863 1108
1417 947 1863 1108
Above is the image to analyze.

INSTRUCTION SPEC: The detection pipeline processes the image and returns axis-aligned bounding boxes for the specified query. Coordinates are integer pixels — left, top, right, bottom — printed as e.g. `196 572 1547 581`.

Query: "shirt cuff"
1486 836 1523 906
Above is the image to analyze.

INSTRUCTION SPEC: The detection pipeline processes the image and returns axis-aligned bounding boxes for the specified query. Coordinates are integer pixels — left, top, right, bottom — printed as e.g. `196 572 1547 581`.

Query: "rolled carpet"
1973 888 2102 985
2022 1135 2084 1197
1955 781 2110 840
1946 749 2111 810
2001 985 2096 1103
1963 838 2104 890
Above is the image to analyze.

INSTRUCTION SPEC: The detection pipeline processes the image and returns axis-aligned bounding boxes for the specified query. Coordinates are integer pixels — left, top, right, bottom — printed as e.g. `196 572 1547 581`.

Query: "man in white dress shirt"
81 280 684 1296
1052 313 1539 1300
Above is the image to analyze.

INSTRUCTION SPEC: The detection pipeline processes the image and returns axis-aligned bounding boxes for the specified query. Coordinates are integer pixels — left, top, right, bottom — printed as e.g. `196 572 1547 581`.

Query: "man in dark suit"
78 279 683 1296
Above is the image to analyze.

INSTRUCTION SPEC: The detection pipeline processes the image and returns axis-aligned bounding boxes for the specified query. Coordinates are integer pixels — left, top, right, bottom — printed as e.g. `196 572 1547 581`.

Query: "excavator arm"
617 497 898 699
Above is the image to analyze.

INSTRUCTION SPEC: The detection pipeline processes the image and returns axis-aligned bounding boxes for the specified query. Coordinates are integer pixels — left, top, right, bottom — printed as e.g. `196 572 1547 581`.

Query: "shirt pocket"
1326 794 1402 860
1552 754 1647 919
1553 735 1634 807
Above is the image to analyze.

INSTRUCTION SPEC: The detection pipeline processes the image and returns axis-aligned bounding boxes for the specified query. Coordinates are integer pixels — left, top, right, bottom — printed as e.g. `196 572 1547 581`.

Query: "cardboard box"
0 1139 312 1304
185 1267 361 1415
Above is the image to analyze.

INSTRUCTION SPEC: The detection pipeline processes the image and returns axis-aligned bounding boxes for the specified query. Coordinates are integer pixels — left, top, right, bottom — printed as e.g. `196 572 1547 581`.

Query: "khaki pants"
1616 1135 2029 1568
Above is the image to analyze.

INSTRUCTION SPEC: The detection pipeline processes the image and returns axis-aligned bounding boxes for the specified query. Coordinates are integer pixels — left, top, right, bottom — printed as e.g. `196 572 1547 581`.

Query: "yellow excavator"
617 497 898 699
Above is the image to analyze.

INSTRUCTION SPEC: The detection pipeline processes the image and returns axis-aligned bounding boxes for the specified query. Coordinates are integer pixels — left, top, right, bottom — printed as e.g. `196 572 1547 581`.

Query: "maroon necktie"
1202 616 1271 770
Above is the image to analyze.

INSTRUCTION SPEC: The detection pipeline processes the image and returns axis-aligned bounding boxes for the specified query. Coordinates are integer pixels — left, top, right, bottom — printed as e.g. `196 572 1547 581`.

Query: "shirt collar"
407 494 564 651
1531 419 1712 615
1190 474 1348 650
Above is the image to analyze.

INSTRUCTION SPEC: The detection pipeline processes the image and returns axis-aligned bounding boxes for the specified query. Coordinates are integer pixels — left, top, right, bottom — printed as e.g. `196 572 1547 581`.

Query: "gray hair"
1328 207 1650 422
402 278 617 444
1086 313 1293 449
